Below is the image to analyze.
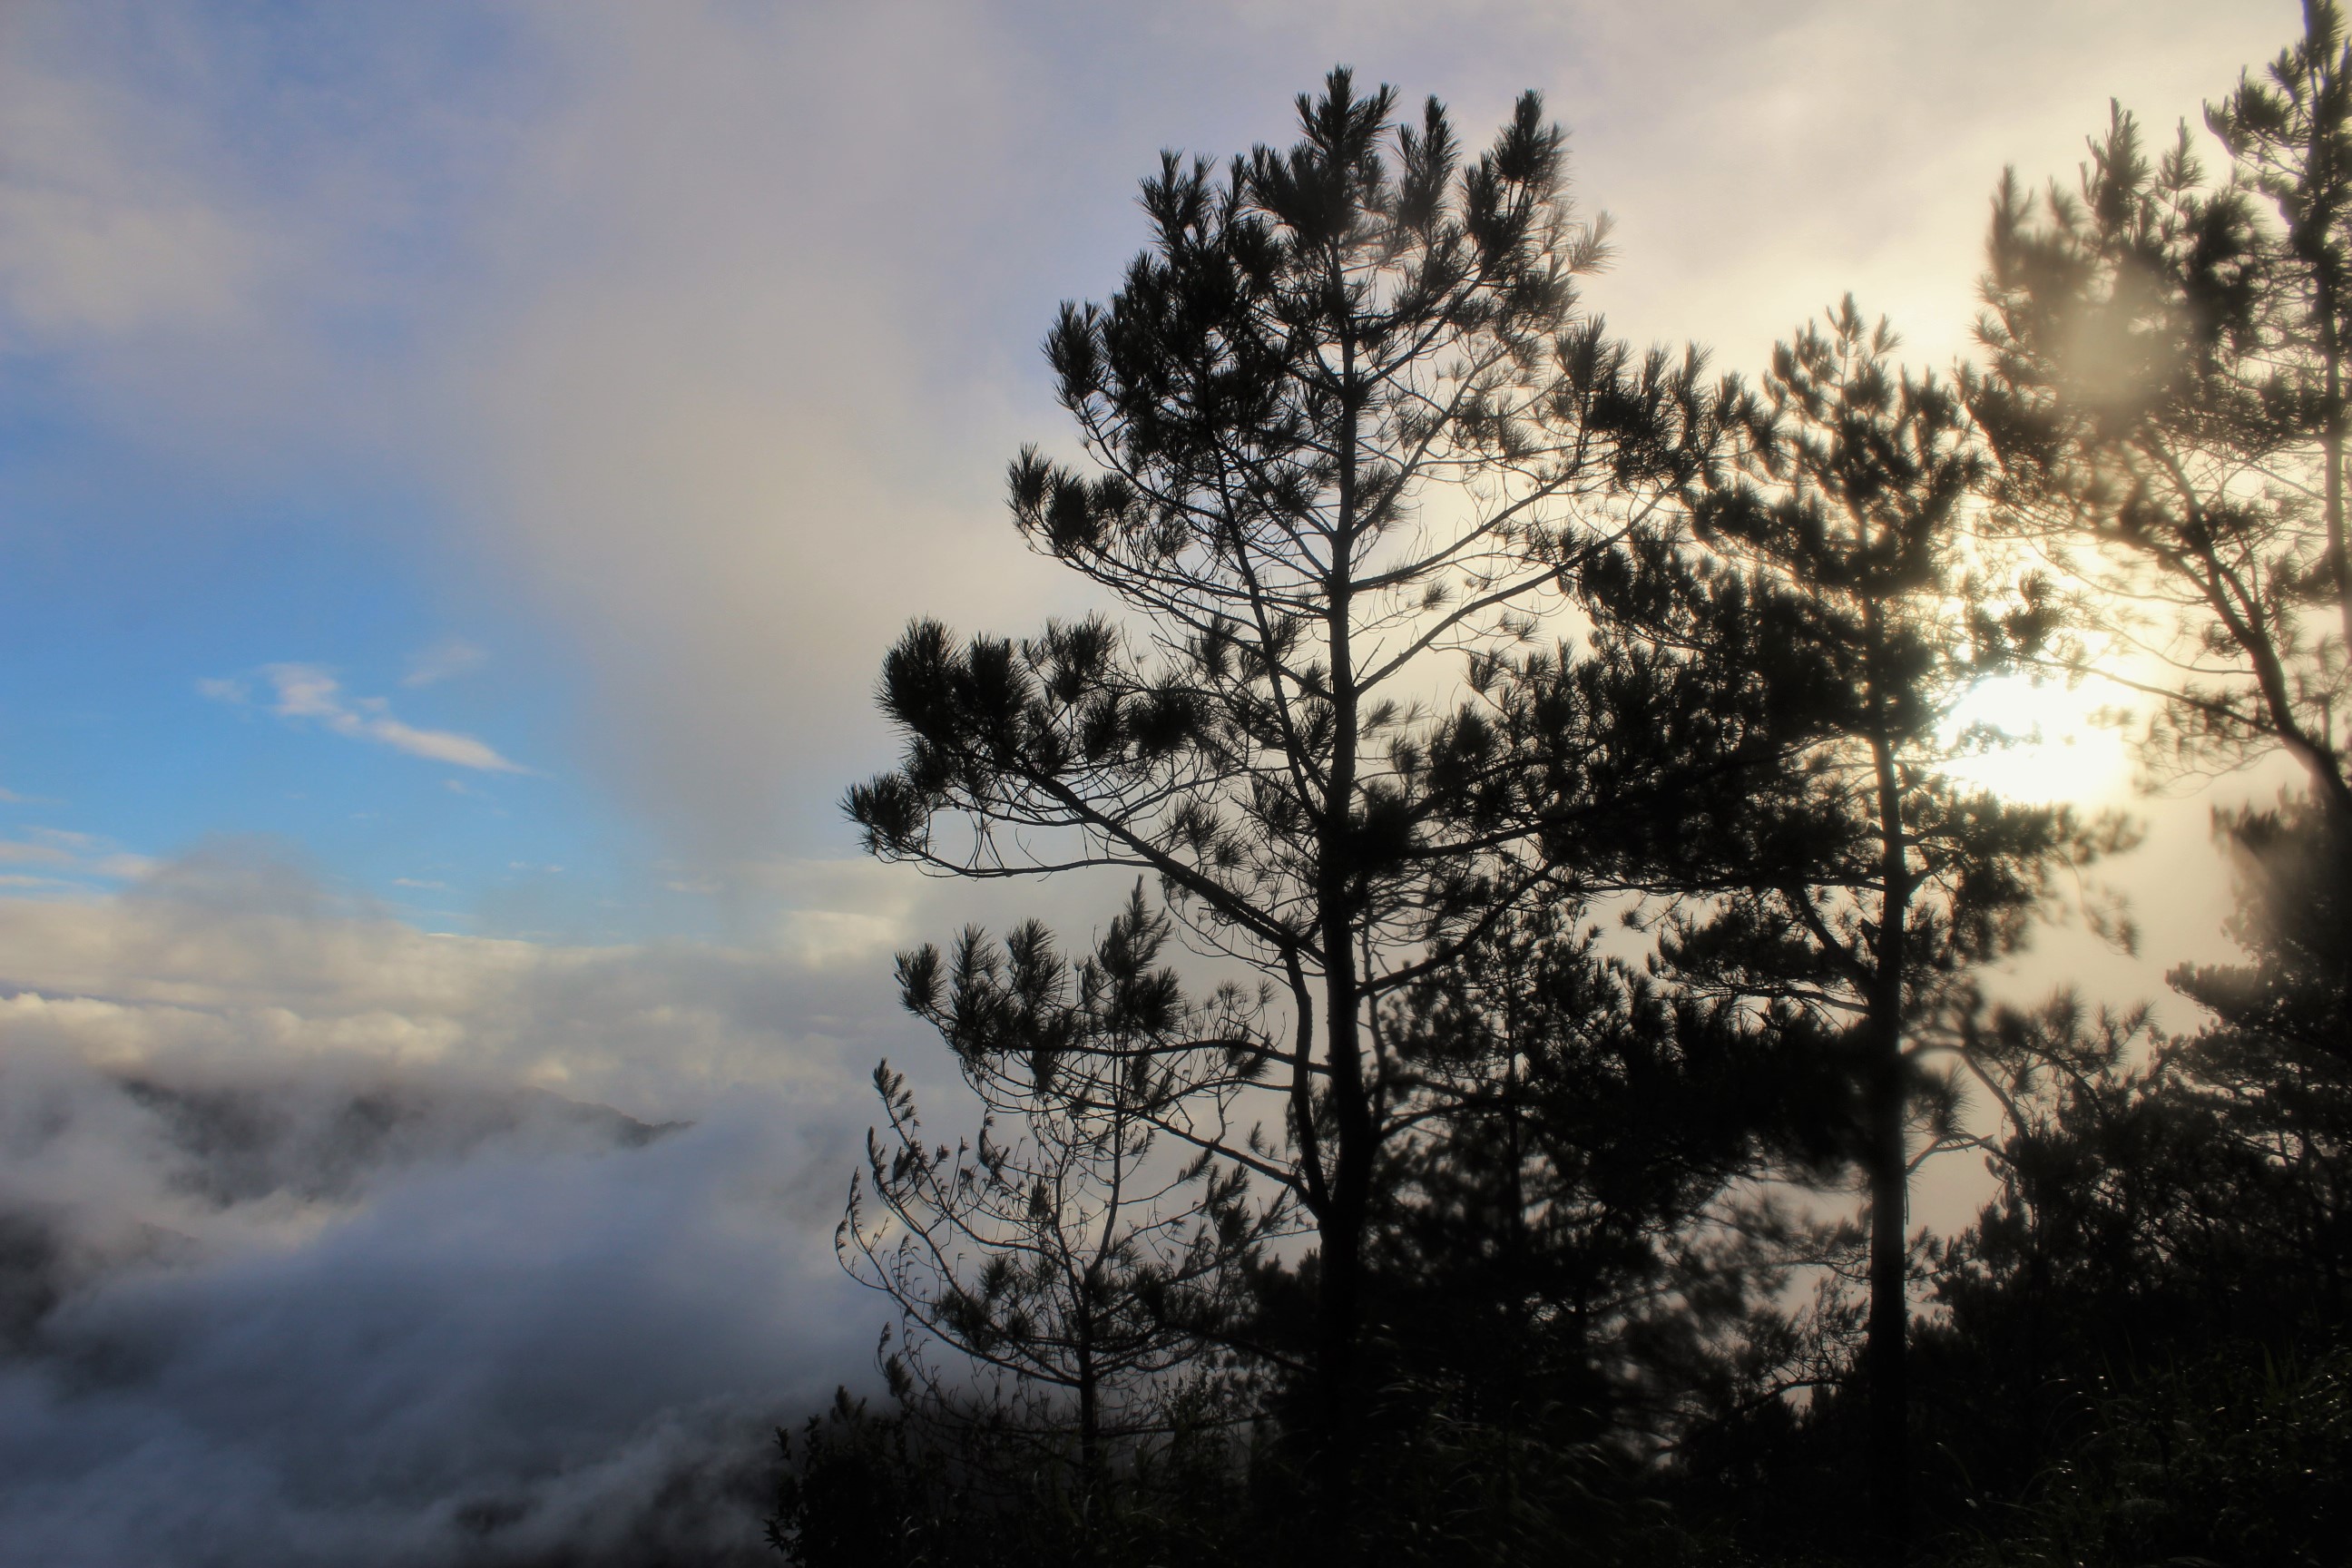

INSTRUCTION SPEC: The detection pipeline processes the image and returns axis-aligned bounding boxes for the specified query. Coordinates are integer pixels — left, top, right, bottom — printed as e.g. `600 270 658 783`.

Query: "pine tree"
840 887 1283 1490
1971 75 2351 828
1653 300 2119 1558
846 71 1750 1511
2210 0 2352 687
1372 890 1834 1454
2167 795 2352 1315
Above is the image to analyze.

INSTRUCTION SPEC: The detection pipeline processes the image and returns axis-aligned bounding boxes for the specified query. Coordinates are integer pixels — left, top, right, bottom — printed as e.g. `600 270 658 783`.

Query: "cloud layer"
0 845 926 1564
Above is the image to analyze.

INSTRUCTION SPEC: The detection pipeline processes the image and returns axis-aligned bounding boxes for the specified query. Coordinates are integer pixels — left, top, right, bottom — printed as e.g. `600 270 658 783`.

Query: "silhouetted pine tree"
2164 795 2352 1319
2210 0 2352 699
1970 67 2351 828
1911 803 2352 1559
787 18 2352 1562
844 70 1755 1525
1649 302 2122 1561
1370 892 1838 1458
839 886 1286 1494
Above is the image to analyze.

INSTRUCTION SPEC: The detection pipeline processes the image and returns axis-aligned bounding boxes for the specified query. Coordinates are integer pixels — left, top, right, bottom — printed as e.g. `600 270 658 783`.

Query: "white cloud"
0 833 147 888
399 635 485 688
0 24 267 344
0 1043 870 1566
213 663 532 775
356 713 522 773
0 840 930 1105
0 842 938 1563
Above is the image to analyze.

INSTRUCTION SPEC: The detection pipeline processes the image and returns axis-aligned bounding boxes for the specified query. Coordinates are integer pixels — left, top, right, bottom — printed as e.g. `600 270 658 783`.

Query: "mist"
0 848 886 1565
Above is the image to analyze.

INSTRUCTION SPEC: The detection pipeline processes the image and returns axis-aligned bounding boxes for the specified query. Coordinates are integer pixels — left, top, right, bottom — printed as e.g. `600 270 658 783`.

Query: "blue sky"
1 0 2298 954
0 3 578 927
0 390 670 942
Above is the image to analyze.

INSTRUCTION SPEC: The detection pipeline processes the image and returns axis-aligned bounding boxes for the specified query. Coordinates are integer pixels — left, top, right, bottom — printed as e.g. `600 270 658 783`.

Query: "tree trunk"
1312 328 1374 1534
1865 612 1912 1563
2323 342 2350 662
1076 1328 1100 1512
1866 1041 1910 1563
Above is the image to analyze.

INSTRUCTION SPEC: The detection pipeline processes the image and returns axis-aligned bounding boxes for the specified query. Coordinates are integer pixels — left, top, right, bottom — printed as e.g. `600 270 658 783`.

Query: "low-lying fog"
0 846 899 1566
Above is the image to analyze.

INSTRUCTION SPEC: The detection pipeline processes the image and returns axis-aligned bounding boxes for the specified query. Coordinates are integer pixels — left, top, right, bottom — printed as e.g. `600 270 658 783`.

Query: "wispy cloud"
400 635 486 688
204 664 530 775
0 33 270 345
0 828 155 887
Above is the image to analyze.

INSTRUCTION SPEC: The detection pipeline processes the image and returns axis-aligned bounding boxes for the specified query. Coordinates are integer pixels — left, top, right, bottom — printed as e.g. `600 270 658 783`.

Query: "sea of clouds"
0 843 924 1566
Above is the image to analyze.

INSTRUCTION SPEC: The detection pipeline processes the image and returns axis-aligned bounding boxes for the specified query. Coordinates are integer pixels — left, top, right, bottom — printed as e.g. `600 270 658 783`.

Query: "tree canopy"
780 14 2352 1567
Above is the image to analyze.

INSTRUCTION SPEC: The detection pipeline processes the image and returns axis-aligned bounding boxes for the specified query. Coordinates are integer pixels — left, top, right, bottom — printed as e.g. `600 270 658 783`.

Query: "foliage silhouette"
1970 12 2352 827
843 68 1796 1524
785 16 2352 1566
839 885 1285 1490
1647 299 2126 1557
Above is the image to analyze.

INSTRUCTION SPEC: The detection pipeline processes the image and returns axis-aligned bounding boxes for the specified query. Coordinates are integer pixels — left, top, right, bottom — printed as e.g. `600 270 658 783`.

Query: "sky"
0 2 2309 1562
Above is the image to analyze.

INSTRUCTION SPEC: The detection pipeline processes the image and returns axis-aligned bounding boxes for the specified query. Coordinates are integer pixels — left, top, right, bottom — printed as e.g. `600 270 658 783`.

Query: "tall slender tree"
847 72 1751 1504
1655 300 2117 1559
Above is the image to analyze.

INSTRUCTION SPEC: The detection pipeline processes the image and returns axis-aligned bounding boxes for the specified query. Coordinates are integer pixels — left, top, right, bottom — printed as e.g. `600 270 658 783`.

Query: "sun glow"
1937 672 2134 808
